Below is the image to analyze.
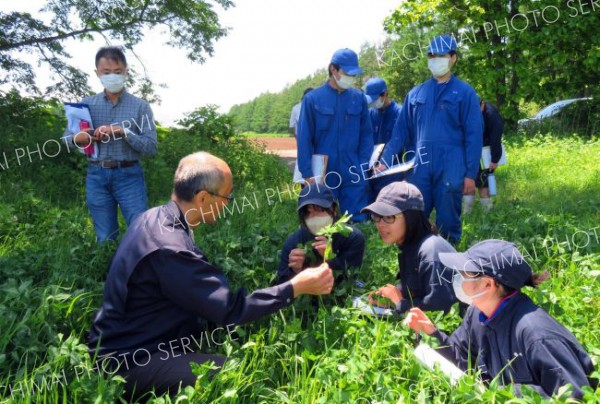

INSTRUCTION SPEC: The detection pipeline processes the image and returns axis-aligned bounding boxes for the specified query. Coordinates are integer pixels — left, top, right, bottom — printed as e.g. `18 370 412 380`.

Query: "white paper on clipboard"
371 158 416 178
293 154 327 184
413 344 465 385
481 145 507 169
352 297 394 317
369 143 386 168
64 103 97 158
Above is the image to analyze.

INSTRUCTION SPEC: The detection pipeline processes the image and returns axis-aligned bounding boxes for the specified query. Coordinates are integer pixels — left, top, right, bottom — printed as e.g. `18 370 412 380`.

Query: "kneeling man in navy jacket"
88 151 333 400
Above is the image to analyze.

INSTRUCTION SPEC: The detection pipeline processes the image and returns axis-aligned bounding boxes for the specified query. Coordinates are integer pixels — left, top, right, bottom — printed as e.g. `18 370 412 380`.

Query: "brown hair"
497 270 550 296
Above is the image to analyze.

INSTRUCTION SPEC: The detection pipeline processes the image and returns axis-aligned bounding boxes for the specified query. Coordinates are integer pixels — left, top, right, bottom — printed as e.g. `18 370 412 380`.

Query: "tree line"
229 0 600 133
1 0 598 134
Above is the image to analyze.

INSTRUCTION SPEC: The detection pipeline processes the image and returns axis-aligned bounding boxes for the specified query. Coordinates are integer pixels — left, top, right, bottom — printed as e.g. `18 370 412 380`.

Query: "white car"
518 98 593 128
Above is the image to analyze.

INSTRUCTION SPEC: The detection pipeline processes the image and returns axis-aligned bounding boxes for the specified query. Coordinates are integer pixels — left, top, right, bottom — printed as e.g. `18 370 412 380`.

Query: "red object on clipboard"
79 120 94 157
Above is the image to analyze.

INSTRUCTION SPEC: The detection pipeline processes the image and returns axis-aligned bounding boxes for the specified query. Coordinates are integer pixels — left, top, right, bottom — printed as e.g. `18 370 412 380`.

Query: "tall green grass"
0 95 598 404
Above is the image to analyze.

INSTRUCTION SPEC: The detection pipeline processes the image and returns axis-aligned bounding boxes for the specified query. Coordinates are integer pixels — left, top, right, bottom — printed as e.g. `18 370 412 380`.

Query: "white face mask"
428 57 451 77
369 97 385 109
100 73 127 93
305 215 334 235
335 73 356 90
452 273 487 305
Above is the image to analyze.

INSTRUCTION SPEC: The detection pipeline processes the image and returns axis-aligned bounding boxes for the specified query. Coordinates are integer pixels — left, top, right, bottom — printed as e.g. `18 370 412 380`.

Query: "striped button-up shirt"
63 91 157 161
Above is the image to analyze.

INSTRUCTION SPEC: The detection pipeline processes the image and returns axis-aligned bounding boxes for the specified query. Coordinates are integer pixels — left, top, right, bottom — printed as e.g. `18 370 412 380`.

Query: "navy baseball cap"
361 181 424 216
364 77 387 104
439 240 533 289
297 184 335 211
331 48 363 75
427 35 457 55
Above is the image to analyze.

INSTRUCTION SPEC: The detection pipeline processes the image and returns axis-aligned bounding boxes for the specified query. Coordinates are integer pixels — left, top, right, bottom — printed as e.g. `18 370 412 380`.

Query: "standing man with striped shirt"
63 47 157 242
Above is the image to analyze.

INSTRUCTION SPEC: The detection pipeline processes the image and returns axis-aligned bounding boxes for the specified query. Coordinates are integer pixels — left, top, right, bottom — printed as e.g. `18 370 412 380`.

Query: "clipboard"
413 344 465 385
369 143 386 168
64 102 97 158
371 157 416 178
481 145 507 168
293 154 328 184
352 296 394 317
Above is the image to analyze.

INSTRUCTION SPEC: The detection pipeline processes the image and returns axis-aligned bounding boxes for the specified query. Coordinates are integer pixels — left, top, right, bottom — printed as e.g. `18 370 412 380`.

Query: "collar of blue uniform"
430 75 454 85
164 200 191 234
378 99 396 114
479 291 519 325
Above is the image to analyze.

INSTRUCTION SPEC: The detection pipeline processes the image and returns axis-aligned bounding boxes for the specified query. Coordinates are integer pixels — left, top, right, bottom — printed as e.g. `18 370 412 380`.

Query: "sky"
0 0 400 125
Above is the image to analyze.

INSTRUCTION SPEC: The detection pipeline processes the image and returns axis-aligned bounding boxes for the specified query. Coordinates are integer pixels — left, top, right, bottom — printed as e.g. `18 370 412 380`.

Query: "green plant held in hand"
369 293 395 309
296 242 317 267
316 212 353 262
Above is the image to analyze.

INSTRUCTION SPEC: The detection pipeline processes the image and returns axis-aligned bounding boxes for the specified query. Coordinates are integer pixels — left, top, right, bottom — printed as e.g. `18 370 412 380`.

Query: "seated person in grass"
88 152 334 401
276 184 365 286
361 181 458 314
404 240 597 399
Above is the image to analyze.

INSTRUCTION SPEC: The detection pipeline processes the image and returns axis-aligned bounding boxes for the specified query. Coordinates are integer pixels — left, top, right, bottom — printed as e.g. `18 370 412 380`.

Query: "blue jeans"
86 163 148 242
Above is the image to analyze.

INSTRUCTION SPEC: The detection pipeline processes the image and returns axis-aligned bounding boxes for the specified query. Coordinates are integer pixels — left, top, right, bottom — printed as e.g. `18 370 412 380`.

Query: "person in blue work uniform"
378 35 483 245
88 152 334 401
62 46 157 242
276 184 365 287
363 77 403 201
463 99 505 213
361 181 458 314
404 240 597 399
297 48 374 222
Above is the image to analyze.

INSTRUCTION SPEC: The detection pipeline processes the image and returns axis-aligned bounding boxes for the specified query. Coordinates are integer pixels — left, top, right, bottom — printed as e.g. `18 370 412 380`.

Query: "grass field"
0 128 598 403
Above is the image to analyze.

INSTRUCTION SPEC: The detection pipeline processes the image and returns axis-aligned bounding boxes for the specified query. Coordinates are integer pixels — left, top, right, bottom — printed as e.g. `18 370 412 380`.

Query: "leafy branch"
316 212 353 262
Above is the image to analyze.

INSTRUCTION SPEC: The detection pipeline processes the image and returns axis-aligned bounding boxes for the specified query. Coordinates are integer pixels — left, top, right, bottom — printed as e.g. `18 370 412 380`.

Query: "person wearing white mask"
297 48 374 222
364 77 401 146
403 240 596 399
363 77 403 202
378 35 483 245
276 184 365 287
62 47 157 242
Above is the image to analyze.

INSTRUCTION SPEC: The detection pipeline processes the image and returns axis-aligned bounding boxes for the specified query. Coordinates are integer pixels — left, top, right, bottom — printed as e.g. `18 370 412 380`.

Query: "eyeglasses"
207 191 234 201
370 213 402 224
195 189 234 201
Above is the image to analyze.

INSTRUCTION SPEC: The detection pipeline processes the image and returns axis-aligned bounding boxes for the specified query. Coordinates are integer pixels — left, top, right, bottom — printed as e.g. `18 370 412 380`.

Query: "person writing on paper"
62 46 157 242
89 152 334 401
361 182 458 314
297 48 374 222
289 88 313 137
363 77 403 202
404 240 596 399
463 99 505 213
377 35 483 245
276 185 365 287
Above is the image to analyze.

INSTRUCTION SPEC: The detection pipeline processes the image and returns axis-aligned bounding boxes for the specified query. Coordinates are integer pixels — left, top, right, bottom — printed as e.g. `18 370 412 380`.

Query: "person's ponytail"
498 270 550 296
525 270 550 288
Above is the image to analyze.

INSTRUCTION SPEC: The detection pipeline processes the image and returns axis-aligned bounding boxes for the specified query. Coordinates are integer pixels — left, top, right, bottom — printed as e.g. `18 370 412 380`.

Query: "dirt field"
250 137 297 156
250 136 297 170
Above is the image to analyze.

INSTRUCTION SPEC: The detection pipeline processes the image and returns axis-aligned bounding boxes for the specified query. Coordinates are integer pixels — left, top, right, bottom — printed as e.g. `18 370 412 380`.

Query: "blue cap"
297 184 335 211
439 240 533 289
361 181 424 216
427 35 457 55
331 48 363 75
364 77 387 104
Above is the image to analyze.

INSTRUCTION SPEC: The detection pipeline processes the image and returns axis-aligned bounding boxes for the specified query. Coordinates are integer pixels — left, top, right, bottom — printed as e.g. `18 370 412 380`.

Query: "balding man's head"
173 152 231 202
